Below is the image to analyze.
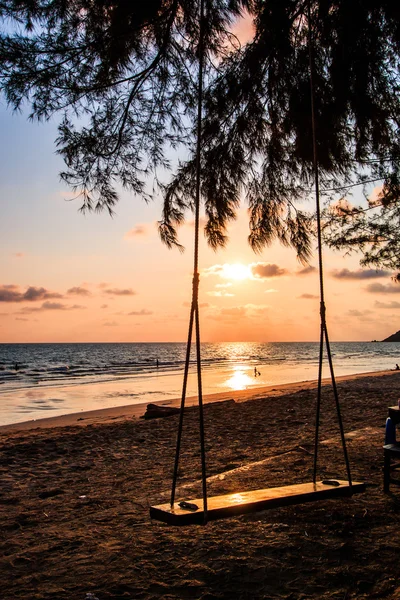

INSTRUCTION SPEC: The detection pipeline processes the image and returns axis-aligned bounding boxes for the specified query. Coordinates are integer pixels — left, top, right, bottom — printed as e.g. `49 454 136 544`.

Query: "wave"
1 341 399 391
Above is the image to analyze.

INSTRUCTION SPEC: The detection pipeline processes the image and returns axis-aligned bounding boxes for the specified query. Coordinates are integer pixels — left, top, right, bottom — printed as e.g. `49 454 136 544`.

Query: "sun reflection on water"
224 367 254 391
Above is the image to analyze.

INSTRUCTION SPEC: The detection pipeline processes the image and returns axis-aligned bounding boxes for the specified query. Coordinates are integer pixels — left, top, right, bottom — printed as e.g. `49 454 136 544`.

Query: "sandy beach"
1 370 400 599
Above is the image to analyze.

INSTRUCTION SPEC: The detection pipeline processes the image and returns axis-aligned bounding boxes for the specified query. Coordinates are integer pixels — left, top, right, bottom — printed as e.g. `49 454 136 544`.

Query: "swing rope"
170 1 353 524
170 0 208 522
307 0 352 486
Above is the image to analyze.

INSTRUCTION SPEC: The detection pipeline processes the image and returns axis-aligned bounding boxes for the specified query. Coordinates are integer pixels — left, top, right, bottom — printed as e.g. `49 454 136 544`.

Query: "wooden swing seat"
150 479 365 525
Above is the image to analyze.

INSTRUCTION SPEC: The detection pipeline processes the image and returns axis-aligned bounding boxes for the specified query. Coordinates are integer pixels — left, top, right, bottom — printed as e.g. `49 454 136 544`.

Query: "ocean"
1 341 399 426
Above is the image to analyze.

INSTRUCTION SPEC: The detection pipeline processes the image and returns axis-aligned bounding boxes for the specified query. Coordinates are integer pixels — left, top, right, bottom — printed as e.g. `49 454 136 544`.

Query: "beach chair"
384 417 400 493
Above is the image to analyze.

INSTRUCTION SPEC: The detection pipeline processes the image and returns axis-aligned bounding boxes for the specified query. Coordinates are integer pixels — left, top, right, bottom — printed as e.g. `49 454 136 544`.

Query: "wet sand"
1 370 400 599
1 369 395 432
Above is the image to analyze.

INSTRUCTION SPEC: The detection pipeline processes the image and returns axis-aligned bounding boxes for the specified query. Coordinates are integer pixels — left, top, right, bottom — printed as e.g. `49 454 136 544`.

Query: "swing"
150 0 365 526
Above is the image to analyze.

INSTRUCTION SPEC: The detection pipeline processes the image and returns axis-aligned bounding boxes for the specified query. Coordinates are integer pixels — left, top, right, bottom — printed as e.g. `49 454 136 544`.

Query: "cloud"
375 301 400 309
104 288 136 296
348 309 372 317
331 268 390 280
264 289 278 294
0 285 63 303
296 266 317 276
209 303 270 321
127 309 153 316
328 198 354 217
124 224 149 239
368 185 384 206
12 252 24 258
103 321 118 327
250 263 287 279
220 307 247 317
97 282 109 289
243 303 270 315
207 290 235 297
0 284 19 301
15 317 29 321
24 287 63 301
100 304 108 309
202 265 224 277
202 262 287 281
18 307 42 314
202 263 251 281
366 283 400 294
215 283 233 288
298 293 318 299
67 286 91 296
18 302 85 313
41 302 70 310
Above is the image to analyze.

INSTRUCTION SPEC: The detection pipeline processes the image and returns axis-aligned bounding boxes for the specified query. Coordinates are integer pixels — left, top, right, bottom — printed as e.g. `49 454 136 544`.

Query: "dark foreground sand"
1 371 400 599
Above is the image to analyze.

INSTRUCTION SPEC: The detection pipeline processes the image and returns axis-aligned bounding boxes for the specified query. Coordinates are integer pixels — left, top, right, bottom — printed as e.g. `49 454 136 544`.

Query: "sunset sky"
1 37 399 344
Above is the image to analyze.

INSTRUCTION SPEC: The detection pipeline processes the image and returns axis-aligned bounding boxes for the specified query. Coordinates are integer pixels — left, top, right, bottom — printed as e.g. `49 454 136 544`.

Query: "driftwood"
142 399 235 420
142 404 181 419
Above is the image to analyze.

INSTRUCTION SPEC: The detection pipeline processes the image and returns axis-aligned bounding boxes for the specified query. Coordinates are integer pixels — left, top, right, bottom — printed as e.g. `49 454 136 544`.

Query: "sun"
221 263 251 281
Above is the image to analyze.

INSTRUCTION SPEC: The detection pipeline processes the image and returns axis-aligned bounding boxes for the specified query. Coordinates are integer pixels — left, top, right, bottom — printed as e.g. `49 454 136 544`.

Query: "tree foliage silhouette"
1 1 399 265
0 0 249 228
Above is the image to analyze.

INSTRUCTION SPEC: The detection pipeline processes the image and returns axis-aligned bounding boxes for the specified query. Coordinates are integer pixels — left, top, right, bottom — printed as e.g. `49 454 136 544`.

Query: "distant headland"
382 330 400 342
